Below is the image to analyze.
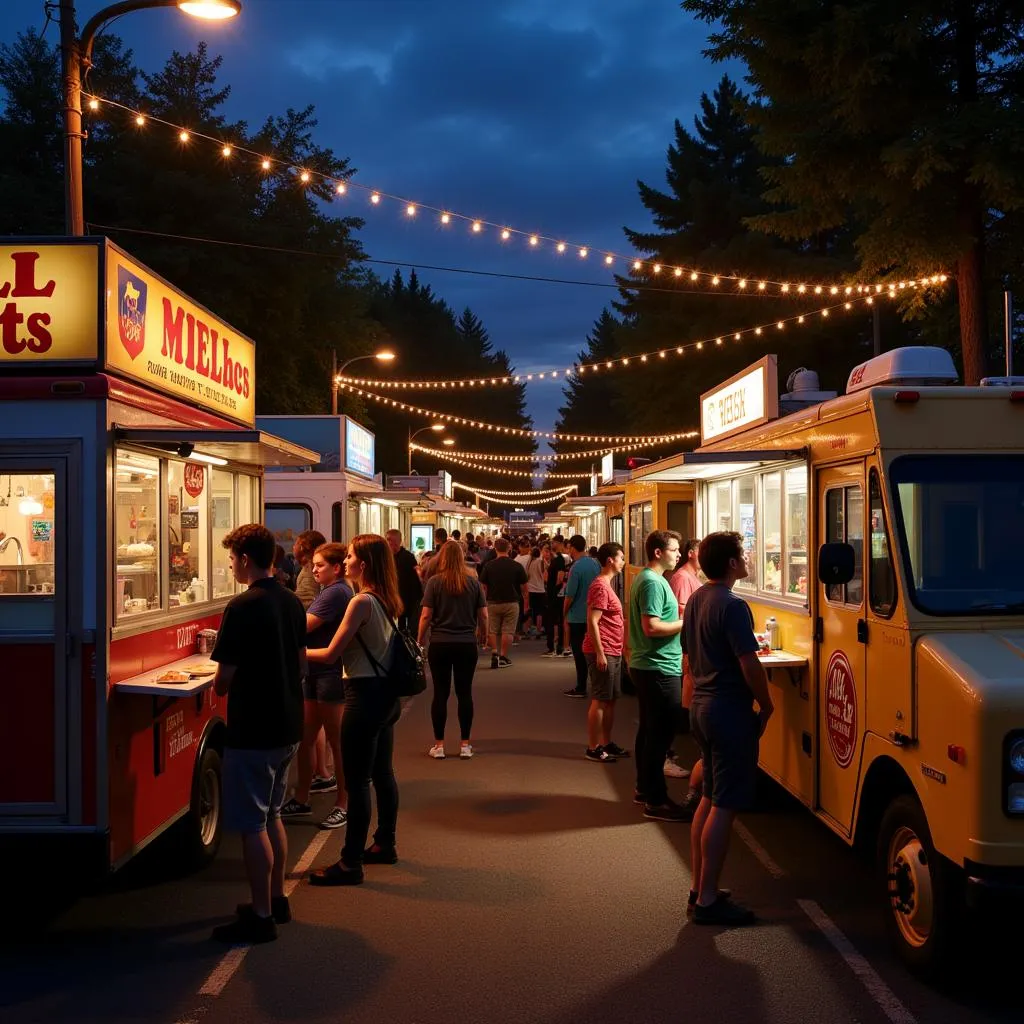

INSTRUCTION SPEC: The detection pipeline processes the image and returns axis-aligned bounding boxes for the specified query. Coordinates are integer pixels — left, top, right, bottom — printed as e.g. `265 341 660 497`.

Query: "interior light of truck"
1008 784 1024 814
893 391 920 403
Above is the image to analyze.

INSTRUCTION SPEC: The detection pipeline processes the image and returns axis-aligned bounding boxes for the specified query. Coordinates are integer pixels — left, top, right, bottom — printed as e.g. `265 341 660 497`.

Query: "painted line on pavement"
189 828 332 1002
734 819 787 878
797 899 917 1024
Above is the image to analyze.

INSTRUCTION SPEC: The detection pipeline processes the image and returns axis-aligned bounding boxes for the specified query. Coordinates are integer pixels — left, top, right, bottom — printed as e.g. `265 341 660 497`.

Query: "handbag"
355 593 427 698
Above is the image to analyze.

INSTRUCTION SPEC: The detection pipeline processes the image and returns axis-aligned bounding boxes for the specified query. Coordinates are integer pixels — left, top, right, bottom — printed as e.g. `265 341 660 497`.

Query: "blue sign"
345 417 375 477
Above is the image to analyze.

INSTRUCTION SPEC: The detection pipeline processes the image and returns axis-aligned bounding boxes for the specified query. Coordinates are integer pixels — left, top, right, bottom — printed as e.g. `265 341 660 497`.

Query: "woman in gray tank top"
306 534 404 885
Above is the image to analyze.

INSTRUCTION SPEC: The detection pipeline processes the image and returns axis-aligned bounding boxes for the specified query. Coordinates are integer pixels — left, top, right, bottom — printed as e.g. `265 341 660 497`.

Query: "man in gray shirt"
684 531 773 927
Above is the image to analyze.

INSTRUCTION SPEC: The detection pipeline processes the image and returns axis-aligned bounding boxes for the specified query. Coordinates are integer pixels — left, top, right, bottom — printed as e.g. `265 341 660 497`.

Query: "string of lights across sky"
83 91 949 297
452 482 578 504
411 444 595 479
409 438 697 462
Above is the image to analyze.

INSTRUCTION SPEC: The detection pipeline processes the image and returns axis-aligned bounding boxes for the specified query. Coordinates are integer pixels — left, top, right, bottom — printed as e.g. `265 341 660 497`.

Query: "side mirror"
818 542 855 586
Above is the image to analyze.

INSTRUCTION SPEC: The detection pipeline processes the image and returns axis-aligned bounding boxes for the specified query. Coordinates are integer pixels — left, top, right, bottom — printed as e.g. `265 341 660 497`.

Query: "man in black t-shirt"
479 538 528 668
387 529 423 632
543 536 568 656
211 523 306 945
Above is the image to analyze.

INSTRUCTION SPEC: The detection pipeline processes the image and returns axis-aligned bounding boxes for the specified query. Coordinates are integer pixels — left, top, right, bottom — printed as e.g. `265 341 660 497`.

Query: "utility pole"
59 0 86 235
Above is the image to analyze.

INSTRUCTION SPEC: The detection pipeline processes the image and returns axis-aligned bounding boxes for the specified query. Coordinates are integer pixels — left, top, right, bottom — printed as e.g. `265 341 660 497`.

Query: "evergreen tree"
682 0 1024 382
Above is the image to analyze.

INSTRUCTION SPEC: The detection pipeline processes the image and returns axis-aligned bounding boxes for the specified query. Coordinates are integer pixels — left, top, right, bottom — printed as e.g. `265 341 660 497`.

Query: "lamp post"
59 0 242 236
407 423 451 474
331 349 395 415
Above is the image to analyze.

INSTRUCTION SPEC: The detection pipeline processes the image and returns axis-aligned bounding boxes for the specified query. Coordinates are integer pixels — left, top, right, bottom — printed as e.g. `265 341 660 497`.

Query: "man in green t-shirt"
628 529 691 822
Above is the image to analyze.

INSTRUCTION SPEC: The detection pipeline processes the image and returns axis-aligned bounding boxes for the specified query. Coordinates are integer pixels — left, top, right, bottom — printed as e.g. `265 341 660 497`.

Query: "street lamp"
331 349 395 414
407 422 446 474
59 0 242 236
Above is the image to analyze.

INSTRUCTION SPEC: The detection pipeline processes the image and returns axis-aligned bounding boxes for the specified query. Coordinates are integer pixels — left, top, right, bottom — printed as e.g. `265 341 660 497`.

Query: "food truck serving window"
890 454 1024 616
114 447 259 623
701 463 808 602
0 472 56 596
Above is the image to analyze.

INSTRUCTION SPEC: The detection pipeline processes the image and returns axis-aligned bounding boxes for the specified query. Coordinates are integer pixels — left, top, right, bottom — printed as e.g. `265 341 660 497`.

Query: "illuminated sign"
700 355 778 444
104 243 256 426
0 244 99 362
600 452 614 483
344 417 375 477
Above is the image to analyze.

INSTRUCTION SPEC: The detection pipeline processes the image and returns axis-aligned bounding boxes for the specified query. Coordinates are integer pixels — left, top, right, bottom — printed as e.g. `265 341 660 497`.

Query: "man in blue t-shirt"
562 535 600 697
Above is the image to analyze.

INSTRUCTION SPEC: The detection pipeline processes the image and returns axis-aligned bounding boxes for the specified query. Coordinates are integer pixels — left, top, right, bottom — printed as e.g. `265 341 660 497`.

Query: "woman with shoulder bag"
307 534 404 884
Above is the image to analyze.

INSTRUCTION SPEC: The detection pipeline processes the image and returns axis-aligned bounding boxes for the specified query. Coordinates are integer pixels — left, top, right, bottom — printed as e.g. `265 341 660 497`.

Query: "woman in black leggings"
418 540 488 760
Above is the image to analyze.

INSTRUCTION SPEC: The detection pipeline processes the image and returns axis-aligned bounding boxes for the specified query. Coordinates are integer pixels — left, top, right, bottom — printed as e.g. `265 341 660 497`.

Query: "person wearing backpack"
306 534 405 885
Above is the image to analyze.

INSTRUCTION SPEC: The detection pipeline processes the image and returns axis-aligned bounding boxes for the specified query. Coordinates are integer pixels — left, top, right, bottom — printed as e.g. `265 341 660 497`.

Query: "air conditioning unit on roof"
846 347 958 394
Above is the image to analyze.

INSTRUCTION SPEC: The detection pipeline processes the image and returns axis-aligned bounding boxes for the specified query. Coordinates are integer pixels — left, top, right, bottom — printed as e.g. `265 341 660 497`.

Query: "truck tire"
183 746 223 869
877 793 960 974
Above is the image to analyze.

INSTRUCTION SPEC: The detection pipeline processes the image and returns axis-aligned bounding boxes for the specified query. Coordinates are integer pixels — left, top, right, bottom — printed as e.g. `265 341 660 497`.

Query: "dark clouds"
1 0 740 430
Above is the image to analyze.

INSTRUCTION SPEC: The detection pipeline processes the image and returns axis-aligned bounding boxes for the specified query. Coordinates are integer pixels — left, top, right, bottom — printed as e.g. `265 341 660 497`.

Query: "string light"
408 437 697 462
340 383 690 443
411 446 603 479
339 293 917 391
81 90 952 297
453 482 578 504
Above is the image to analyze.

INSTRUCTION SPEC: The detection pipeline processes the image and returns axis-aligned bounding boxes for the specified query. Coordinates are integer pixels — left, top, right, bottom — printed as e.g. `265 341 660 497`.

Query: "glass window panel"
734 476 757 591
168 459 208 608
266 504 311 549
628 503 643 566
869 470 897 617
210 469 236 600
784 467 808 598
237 473 255 528
642 501 652 549
0 471 57 596
846 486 864 606
114 452 160 616
708 480 732 534
762 472 782 594
825 488 845 602
667 500 692 539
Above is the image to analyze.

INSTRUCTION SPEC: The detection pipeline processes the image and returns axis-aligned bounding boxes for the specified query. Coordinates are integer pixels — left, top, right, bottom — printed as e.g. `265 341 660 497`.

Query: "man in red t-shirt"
582 542 630 763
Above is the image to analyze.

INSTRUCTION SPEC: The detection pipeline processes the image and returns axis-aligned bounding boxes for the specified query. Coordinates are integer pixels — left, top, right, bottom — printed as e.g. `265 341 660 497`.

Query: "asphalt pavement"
3 641 1019 1024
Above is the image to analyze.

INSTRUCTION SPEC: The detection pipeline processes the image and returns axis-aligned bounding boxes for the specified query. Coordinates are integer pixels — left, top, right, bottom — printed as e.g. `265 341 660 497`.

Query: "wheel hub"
887 826 934 948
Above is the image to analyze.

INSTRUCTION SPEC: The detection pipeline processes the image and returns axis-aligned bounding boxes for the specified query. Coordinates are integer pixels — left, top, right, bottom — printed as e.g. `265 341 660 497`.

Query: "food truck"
623 348 1024 969
0 238 317 876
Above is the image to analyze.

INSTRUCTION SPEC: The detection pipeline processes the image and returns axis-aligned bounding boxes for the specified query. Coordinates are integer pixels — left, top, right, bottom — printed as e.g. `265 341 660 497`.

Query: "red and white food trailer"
0 237 317 875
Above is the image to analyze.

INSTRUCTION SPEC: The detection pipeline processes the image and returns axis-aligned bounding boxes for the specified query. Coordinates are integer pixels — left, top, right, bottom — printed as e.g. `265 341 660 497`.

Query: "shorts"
585 653 622 701
689 700 759 811
303 671 345 703
222 743 300 833
487 601 520 637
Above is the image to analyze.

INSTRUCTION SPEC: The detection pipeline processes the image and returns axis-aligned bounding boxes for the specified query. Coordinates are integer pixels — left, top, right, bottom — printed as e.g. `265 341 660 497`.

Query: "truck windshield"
890 455 1024 615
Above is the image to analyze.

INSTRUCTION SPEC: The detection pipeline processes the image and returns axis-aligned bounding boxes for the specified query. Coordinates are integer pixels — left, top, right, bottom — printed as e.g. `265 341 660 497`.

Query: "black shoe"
687 888 732 913
604 742 631 758
563 687 586 698
363 846 398 865
309 860 364 886
310 774 337 794
235 895 292 924
498 656 512 668
633 790 647 805
212 906 278 944
643 801 694 823
693 895 756 926
585 746 617 763
279 797 312 818
491 653 500 670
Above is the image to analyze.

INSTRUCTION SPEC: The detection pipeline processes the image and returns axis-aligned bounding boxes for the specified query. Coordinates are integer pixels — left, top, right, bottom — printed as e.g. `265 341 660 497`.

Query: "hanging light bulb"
371 192 381 204
441 212 450 224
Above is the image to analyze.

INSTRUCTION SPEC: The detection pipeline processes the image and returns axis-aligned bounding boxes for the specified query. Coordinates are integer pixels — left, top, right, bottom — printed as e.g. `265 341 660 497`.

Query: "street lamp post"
331 349 395 415
407 422 449 474
59 0 241 236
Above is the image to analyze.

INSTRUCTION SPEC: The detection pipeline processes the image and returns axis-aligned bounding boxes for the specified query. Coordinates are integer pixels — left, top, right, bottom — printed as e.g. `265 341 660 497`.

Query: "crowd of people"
207 518 772 943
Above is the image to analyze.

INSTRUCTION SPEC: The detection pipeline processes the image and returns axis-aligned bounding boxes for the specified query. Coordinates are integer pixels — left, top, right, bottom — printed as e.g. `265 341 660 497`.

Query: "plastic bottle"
766 616 781 650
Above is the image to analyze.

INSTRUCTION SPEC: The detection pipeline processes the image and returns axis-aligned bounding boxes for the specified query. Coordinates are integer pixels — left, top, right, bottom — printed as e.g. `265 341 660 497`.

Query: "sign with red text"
183 462 205 498
0 244 99 362
103 243 256 426
700 355 778 444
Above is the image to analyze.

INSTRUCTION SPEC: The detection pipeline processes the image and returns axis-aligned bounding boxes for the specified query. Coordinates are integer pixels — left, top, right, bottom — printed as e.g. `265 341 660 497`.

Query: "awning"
558 495 622 514
359 490 432 508
114 427 320 469
632 448 806 482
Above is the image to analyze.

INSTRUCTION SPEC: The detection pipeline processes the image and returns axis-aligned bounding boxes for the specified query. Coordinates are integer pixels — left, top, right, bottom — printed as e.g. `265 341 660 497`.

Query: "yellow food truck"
623 348 1024 970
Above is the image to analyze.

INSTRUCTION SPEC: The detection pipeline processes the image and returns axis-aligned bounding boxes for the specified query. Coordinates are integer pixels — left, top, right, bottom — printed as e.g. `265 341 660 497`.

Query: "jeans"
341 681 401 863
545 598 565 653
428 641 478 740
568 622 588 692
630 667 682 806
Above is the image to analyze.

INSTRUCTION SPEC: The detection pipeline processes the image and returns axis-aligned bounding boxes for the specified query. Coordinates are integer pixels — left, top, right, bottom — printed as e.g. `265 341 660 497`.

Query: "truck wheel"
184 746 223 869
878 794 960 974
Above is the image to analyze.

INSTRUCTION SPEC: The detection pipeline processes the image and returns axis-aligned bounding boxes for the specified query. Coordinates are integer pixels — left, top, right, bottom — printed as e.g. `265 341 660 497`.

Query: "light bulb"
222 145 232 157
674 268 683 277
300 170 311 183
135 115 145 127
371 193 381 204
653 264 661 274
472 221 482 232
88 98 99 111
579 247 588 258
261 158 271 170
711 276 720 286
501 229 510 240
557 242 566 253
336 183 346 194
529 235 539 246
605 254 613 265
441 212 450 224
179 130 190 143
633 260 641 270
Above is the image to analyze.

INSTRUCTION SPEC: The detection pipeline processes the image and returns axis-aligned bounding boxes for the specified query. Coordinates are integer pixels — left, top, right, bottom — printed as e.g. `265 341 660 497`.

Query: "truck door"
816 463 867 835
0 449 79 820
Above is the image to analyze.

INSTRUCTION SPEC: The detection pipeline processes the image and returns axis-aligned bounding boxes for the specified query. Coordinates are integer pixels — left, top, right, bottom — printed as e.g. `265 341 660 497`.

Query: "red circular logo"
183 462 205 498
825 650 857 769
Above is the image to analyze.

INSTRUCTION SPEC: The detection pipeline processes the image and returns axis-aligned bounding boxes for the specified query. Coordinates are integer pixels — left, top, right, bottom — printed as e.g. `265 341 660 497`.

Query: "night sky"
1 0 741 433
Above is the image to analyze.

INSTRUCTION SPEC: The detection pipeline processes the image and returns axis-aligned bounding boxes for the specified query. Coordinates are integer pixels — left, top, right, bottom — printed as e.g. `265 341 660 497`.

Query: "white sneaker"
460 743 474 759
428 744 446 759
663 757 691 779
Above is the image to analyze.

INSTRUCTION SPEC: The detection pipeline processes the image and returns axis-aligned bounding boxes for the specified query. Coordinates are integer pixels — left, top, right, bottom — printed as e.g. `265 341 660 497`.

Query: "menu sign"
0 244 99 362
344 416 375 477
700 355 779 444
104 243 256 426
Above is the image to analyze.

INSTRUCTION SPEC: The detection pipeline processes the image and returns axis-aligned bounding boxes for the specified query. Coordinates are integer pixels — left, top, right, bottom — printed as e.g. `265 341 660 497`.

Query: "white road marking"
191 828 333 1001
797 899 918 1024
734 819 787 878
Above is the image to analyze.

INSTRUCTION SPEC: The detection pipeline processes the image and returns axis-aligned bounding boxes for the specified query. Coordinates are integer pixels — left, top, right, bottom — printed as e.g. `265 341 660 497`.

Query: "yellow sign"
0 244 99 362
103 243 256 426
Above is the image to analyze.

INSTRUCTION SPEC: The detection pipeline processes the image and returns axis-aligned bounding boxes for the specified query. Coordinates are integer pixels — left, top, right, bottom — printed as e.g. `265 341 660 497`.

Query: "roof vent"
780 366 837 414
847 346 957 394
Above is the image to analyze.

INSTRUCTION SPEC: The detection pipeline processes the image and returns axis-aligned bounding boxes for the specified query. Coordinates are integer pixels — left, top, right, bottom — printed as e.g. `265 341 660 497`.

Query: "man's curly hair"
222 523 276 570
